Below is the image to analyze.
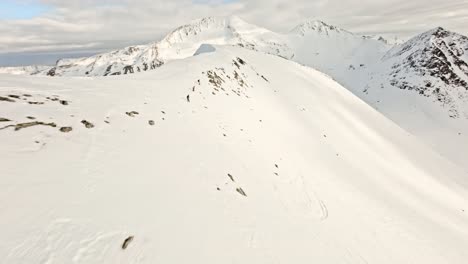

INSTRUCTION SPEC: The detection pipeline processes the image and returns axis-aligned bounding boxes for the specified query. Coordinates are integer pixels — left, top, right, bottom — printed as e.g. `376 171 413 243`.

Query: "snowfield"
1 46 468 263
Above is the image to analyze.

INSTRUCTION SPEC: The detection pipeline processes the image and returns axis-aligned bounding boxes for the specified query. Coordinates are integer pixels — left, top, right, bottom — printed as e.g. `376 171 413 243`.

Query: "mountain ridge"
3 16 388 77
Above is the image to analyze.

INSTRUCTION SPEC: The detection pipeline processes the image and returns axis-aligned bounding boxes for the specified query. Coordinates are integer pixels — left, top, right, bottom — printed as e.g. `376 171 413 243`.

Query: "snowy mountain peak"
160 16 262 45
30 16 289 77
380 27 468 118
290 19 349 36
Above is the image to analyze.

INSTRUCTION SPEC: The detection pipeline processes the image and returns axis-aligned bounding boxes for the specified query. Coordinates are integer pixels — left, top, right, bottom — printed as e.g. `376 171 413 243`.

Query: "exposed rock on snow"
0 121 57 131
381 27 468 118
81 120 95 128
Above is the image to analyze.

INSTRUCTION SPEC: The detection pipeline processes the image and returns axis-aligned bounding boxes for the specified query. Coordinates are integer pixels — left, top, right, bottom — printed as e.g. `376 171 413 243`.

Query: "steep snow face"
157 16 292 60
288 20 390 78
1 46 468 263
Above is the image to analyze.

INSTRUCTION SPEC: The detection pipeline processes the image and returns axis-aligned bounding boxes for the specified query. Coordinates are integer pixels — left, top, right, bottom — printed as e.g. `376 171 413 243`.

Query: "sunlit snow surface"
1 46 468 263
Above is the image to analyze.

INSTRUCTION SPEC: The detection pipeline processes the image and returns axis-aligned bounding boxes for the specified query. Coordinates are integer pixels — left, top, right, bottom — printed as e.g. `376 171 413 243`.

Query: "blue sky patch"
0 0 50 20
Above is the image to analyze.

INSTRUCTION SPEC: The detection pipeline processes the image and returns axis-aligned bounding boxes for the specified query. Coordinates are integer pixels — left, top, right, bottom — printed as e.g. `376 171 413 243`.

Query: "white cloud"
1 0 467 65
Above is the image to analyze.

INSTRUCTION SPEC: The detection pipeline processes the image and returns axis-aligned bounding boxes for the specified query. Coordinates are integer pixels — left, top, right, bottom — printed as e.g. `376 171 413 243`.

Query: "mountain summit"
379 27 468 118
290 20 350 36
31 16 385 77
42 16 292 77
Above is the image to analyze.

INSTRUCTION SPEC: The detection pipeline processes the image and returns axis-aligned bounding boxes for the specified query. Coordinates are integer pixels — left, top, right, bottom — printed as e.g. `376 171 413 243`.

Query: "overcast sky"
1 0 467 66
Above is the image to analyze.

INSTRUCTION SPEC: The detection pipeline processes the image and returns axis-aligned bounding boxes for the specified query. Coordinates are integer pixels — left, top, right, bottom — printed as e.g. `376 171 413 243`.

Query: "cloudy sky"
1 0 467 66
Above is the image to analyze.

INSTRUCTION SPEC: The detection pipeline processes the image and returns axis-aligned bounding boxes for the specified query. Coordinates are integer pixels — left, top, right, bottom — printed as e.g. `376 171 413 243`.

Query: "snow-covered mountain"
382 27 468 118
287 20 390 76
337 27 468 119
1 45 468 263
41 16 292 77
19 16 388 78
2 16 467 171
340 27 468 170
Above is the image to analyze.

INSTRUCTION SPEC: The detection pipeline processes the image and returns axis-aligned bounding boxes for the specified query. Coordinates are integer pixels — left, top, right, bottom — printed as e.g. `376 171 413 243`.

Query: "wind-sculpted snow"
194 44 217 56
1 46 468 263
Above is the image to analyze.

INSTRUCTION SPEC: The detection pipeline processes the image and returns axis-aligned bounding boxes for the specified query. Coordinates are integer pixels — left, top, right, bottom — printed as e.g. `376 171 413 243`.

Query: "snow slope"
288 20 390 77
1 46 468 263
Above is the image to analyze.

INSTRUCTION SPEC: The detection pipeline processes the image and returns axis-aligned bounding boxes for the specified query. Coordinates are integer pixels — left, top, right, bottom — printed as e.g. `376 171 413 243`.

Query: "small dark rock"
59 127 73 133
0 96 15 102
125 111 139 117
0 118 10 122
26 116 36 120
237 57 246 65
236 188 247 197
122 236 134 250
59 100 69 106
228 173 235 182
148 120 155 126
81 120 94 129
